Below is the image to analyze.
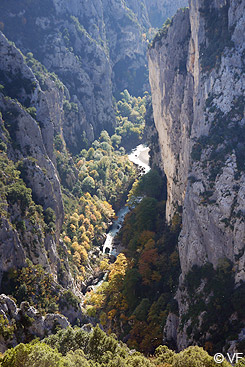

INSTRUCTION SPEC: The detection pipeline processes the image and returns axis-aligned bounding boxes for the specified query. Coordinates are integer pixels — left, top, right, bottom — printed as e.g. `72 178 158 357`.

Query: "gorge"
0 0 244 365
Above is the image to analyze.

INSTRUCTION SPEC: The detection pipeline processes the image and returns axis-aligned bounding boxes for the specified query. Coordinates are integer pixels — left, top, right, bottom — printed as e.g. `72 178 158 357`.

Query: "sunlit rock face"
0 0 186 150
0 294 70 353
149 0 245 349
0 32 76 291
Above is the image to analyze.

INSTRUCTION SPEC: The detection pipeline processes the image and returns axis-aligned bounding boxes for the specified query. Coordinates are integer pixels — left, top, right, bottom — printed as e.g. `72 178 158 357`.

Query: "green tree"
135 197 158 231
133 298 150 321
99 130 111 143
82 176 95 193
154 345 176 365
125 354 153 367
172 346 229 367
25 343 64 367
111 134 122 148
1 343 31 367
88 325 118 362
7 182 32 213
64 350 90 366
122 268 141 310
44 207 56 225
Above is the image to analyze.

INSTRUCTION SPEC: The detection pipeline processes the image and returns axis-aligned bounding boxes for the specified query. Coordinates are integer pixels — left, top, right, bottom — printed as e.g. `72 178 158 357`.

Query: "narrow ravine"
102 144 151 256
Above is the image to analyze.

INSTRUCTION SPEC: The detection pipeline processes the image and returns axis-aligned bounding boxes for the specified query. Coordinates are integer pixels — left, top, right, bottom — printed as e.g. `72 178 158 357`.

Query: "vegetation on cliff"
84 169 182 354
0 0 244 363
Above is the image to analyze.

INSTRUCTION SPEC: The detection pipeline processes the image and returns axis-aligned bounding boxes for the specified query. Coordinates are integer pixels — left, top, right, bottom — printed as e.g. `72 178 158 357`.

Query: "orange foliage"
138 231 155 246
108 253 128 281
138 248 158 284
108 309 117 320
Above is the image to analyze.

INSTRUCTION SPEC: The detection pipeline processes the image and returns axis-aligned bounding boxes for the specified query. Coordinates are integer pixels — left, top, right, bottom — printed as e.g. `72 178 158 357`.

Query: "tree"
7 182 32 213
88 325 118 362
25 343 64 367
44 207 56 225
1 343 31 367
135 197 158 231
82 176 95 193
111 134 122 148
133 299 150 321
99 130 111 143
122 268 141 309
172 346 229 367
117 101 132 117
125 355 153 367
120 89 131 103
154 345 176 365
64 350 90 366
137 170 163 200
138 248 158 285
109 253 128 282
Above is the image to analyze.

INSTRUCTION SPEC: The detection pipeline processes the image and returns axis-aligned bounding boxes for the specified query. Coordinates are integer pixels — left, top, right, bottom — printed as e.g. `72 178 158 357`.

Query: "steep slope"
149 0 245 351
0 0 187 152
145 0 188 27
0 32 94 350
0 32 72 287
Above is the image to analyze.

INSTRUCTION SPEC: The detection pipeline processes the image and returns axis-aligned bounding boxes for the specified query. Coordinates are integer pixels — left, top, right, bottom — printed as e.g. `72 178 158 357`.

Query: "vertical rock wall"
149 0 245 349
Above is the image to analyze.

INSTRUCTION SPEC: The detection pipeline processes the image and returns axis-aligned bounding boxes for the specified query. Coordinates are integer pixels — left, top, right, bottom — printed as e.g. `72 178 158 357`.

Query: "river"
102 144 150 256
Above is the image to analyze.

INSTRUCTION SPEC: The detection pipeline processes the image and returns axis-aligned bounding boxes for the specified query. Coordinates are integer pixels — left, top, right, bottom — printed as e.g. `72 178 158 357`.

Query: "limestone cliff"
149 0 245 351
0 31 74 291
0 0 187 151
0 294 70 353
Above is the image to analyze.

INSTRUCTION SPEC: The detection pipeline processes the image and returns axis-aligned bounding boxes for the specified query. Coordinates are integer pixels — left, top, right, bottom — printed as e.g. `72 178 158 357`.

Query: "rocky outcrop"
0 294 69 353
149 0 245 350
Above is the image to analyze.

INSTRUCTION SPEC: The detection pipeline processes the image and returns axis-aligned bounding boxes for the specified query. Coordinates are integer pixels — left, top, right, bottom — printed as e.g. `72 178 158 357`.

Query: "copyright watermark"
214 353 225 363
214 353 244 364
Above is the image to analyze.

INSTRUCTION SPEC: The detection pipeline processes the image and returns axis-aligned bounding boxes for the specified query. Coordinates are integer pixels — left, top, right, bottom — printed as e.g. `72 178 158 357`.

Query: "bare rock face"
0 0 188 151
0 219 26 285
149 0 245 350
0 295 70 352
0 32 76 289
163 312 179 344
145 0 188 27
0 33 63 231
148 8 192 222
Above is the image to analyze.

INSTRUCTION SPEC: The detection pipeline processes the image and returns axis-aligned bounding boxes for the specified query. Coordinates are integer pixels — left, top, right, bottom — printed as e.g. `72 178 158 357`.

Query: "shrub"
172 346 229 367
7 182 32 213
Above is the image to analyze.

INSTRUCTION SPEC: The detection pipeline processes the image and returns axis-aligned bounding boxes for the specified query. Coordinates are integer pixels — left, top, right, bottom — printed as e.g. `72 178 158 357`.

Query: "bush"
44 207 56 225
0 141 7 152
154 345 175 365
7 182 32 213
59 290 80 311
172 346 229 367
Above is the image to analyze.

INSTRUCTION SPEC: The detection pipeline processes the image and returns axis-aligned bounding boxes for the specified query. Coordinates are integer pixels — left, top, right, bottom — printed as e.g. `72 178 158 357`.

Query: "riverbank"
84 144 151 293
102 144 151 256
128 144 150 174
